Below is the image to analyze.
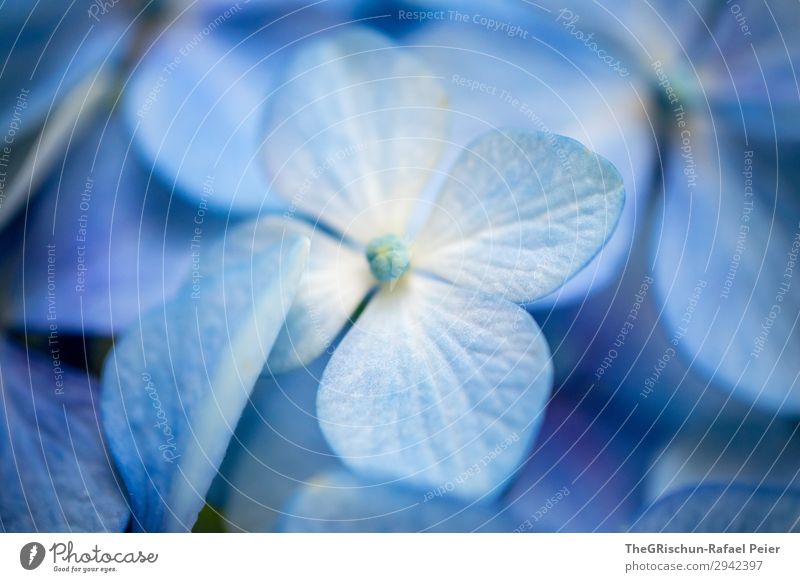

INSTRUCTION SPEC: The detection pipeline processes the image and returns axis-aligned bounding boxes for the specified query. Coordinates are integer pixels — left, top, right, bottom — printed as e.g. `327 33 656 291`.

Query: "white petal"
317 275 552 499
406 21 654 306
413 130 625 303
266 219 374 373
262 28 448 243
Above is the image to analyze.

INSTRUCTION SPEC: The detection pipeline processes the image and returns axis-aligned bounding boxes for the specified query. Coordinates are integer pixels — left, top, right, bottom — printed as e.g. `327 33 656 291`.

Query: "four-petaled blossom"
261 29 625 497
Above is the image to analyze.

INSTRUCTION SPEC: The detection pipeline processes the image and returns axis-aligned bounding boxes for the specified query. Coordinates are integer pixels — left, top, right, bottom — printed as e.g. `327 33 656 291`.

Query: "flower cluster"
0 0 798 533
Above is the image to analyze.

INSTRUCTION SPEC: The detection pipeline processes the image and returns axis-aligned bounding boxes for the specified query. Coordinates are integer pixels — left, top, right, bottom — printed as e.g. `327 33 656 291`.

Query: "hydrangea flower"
259 29 625 498
2 0 797 536
125 3 640 308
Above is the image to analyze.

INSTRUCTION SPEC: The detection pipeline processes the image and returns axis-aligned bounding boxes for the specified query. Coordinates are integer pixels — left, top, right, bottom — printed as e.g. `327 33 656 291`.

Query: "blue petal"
318 275 552 500
651 121 800 414
631 484 800 532
505 394 647 532
212 355 340 532
124 9 340 213
1 113 229 335
0 337 129 532
280 469 514 532
101 221 309 531
0 1 131 135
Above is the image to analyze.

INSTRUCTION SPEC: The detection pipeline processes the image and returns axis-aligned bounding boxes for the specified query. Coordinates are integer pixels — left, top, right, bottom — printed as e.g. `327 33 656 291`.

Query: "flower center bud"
366 234 410 282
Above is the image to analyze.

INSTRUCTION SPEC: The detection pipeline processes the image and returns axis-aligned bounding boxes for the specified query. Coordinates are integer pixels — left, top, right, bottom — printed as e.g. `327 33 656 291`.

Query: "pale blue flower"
260 29 625 499
126 4 643 307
